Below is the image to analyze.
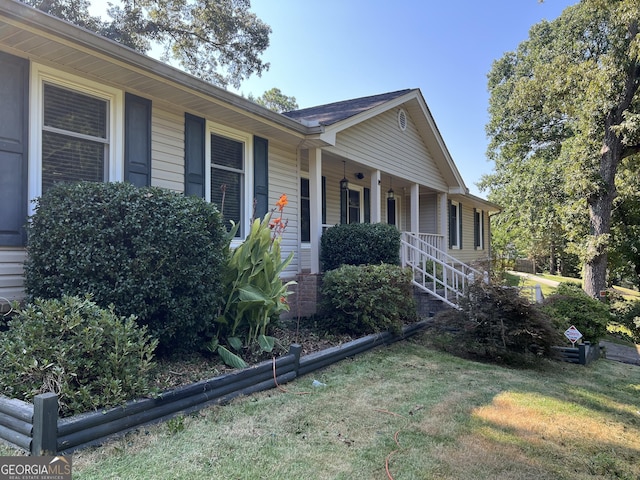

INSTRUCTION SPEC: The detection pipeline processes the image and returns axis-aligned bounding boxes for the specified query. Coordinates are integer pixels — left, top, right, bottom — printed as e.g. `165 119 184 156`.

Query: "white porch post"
370 169 381 223
437 192 448 251
309 148 322 274
410 183 420 233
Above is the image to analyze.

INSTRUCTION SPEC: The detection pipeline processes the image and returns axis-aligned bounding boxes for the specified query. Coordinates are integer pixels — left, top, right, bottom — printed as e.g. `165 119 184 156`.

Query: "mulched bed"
150 321 355 391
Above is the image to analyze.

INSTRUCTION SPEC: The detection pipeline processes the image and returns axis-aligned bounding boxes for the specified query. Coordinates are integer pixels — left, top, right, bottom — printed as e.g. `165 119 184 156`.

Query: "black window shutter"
124 93 152 187
184 113 205 197
364 188 370 223
473 208 478 247
322 176 327 224
253 136 269 218
0 52 29 246
481 210 485 248
448 199 453 248
459 202 463 249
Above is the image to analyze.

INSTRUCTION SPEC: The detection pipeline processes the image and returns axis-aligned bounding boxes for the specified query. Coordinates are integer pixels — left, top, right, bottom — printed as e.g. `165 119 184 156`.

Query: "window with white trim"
207 125 252 238
449 200 462 249
474 208 484 250
210 133 244 236
301 177 311 242
29 64 123 212
42 83 108 190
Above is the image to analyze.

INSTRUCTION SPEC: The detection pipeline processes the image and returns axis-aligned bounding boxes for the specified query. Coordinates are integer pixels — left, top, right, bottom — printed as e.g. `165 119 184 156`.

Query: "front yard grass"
5 332 636 480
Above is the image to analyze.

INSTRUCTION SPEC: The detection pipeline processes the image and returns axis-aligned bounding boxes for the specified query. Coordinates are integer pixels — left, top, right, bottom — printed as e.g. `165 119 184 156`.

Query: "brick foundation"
281 273 322 320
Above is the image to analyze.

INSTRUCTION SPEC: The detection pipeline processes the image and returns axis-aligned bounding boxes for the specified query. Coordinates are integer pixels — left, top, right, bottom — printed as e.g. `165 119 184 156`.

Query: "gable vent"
397 109 407 131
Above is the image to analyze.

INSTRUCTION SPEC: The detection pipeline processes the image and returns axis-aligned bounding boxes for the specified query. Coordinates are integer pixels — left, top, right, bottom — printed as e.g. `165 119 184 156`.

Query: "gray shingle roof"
282 89 414 126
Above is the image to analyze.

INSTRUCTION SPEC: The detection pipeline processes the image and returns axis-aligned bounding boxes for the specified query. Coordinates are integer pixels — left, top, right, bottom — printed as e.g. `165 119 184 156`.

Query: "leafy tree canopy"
23 0 272 88
483 0 640 296
248 87 299 112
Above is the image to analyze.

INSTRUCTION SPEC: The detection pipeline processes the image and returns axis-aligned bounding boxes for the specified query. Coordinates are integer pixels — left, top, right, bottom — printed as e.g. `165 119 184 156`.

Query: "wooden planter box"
551 341 601 366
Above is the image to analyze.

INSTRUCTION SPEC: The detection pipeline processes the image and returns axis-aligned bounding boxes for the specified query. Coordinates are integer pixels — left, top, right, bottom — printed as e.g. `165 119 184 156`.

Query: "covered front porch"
301 148 452 274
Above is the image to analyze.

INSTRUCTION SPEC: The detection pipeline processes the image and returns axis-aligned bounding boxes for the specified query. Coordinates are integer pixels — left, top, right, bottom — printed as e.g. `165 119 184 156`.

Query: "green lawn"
509 271 640 301
3 335 636 479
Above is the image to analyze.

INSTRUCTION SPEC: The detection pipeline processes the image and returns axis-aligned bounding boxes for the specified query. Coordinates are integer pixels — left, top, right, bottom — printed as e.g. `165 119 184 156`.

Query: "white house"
0 0 499 315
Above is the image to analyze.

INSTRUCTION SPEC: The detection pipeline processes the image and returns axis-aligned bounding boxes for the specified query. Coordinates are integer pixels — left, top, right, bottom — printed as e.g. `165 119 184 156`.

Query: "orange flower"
275 193 288 211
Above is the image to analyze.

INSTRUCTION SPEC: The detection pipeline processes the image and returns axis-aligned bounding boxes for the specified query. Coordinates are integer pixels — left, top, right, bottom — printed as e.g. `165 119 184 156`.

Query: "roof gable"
289 89 469 192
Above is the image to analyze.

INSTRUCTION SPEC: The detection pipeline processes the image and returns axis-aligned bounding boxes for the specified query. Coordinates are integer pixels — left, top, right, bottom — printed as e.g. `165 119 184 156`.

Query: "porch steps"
401 232 487 309
413 288 453 318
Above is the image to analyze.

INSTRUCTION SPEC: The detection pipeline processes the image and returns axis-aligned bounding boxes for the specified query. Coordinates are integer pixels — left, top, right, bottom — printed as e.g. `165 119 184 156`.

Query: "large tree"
23 0 271 88
249 87 299 113
484 0 640 297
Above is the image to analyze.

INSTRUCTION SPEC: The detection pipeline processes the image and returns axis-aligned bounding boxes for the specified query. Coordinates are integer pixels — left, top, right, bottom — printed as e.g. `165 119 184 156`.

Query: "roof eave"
1 0 310 136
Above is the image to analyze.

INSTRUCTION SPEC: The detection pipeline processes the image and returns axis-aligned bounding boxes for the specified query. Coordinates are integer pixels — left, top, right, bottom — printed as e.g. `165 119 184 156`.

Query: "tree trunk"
583 130 621 299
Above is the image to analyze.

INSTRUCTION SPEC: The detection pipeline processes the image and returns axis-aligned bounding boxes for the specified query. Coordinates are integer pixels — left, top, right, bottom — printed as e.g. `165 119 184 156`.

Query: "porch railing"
400 232 487 308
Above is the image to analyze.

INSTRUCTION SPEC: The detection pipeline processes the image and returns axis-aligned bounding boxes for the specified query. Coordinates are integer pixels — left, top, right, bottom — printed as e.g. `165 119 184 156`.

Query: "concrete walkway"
507 271 560 287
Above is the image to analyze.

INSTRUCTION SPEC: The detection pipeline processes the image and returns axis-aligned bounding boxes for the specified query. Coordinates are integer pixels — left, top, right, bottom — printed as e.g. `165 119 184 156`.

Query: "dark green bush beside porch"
319 263 417 335
320 222 400 271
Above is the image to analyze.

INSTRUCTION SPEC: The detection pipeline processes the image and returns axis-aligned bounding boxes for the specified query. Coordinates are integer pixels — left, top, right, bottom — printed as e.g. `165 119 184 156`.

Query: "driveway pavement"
507 271 560 287
600 340 640 366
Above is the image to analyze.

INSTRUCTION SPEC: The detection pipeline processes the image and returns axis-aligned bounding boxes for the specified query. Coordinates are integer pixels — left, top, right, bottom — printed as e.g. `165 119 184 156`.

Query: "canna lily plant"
211 194 296 368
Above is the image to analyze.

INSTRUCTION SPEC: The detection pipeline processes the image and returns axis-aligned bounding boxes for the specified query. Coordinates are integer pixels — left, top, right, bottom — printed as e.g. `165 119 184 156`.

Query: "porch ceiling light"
387 177 395 199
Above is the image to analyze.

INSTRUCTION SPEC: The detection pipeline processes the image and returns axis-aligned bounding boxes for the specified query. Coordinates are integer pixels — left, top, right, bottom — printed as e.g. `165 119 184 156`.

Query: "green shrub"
0 296 157 417
541 283 611 343
610 299 640 343
320 223 400 271
24 182 227 353
319 264 417 335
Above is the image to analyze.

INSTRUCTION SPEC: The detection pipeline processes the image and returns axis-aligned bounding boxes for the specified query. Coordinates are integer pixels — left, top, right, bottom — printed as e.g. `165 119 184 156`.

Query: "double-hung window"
42 83 108 190
449 200 462 249
30 64 123 211
209 128 250 237
474 209 484 250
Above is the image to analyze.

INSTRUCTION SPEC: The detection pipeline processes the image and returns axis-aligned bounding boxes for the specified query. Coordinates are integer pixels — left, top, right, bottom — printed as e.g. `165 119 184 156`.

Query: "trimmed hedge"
24 182 227 353
320 223 400 271
320 263 417 336
0 296 157 417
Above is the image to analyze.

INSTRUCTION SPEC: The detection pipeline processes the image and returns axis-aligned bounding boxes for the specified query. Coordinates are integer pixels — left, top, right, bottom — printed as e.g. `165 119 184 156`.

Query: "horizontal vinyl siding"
419 194 437 234
151 107 184 192
448 204 489 265
329 109 448 191
267 141 299 277
0 248 26 302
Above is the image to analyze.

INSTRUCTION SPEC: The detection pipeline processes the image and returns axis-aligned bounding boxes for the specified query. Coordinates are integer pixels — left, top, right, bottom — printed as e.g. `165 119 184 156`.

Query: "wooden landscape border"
0 320 429 455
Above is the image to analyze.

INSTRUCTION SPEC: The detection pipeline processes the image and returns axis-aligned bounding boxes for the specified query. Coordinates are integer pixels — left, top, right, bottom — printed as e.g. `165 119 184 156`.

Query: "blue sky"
91 0 578 197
